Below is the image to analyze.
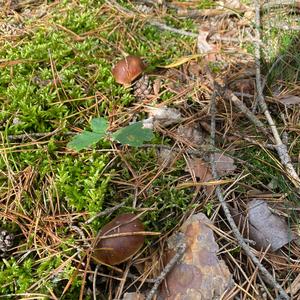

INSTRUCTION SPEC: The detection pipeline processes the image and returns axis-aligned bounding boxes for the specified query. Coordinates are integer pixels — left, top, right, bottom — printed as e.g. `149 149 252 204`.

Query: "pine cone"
133 75 152 100
0 229 14 257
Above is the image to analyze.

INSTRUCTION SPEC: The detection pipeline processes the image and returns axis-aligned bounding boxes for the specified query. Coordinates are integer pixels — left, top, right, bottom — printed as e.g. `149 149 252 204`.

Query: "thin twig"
145 242 186 300
70 225 91 248
84 202 126 224
5 131 75 142
209 89 290 300
253 0 300 189
93 264 100 300
106 0 256 44
213 82 269 136
262 0 300 11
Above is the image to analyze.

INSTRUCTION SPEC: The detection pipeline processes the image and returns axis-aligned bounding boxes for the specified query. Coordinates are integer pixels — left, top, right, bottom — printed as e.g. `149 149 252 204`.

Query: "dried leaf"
159 213 233 299
247 199 296 251
214 153 237 175
277 95 300 106
217 0 246 10
286 273 300 295
158 54 202 69
143 106 182 129
197 30 219 62
176 124 204 146
122 293 145 300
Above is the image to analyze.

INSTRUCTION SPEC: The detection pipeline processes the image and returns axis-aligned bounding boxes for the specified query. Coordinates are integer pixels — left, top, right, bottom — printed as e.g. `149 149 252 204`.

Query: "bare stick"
253 0 300 189
209 90 290 300
93 264 100 300
145 242 186 300
106 0 255 44
213 81 269 136
5 131 75 142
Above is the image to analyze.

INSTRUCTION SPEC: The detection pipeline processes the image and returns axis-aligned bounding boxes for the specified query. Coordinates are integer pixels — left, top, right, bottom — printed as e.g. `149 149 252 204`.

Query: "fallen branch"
254 0 300 189
4 130 75 142
209 89 290 300
145 242 186 300
106 0 256 44
215 84 269 136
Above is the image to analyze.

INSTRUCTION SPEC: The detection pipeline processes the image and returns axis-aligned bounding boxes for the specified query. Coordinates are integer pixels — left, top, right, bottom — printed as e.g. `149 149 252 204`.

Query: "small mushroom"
112 55 146 86
92 213 144 265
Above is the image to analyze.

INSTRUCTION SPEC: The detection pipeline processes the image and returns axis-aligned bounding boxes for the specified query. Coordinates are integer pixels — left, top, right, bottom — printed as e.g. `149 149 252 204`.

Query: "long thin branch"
253 0 300 189
105 0 256 44
209 90 290 300
145 242 186 300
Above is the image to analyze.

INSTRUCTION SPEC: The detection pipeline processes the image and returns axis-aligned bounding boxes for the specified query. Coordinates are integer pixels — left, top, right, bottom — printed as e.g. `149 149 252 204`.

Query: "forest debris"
158 54 201 69
277 95 300 106
143 106 182 129
123 292 145 300
247 199 296 251
158 213 233 299
157 148 177 168
176 123 204 146
286 273 300 295
217 0 246 10
186 157 214 194
187 153 236 178
197 29 219 62
214 153 237 175
186 154 236 193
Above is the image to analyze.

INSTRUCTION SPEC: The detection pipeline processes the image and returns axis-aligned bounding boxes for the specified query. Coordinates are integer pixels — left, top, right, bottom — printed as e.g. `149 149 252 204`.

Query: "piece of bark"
159 213 233 299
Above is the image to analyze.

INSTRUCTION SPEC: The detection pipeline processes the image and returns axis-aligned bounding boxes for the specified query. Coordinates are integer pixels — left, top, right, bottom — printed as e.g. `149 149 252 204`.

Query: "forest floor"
0 0 300 299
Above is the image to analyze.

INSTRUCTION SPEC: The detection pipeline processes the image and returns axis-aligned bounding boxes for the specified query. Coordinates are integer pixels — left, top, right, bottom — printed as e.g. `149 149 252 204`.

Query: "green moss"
55 153 111 213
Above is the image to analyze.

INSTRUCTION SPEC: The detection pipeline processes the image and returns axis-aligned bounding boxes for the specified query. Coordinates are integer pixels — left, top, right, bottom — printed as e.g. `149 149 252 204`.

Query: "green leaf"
112 122 154 147
90 118 108 134
67 131 103 151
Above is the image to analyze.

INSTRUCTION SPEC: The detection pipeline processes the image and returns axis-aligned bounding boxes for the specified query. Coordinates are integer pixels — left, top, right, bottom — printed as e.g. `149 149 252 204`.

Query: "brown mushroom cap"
112 56 145 86
93 213 144 265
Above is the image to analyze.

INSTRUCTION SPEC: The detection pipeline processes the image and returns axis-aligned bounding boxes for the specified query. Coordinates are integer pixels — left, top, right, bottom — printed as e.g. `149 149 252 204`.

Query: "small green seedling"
67 117 154 151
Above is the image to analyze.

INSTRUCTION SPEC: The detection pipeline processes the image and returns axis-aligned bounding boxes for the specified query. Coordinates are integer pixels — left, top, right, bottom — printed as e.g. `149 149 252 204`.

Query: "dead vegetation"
0 0 300 299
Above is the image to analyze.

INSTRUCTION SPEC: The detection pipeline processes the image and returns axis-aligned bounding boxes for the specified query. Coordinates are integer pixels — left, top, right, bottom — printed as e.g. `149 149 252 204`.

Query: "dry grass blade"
209 90 290 300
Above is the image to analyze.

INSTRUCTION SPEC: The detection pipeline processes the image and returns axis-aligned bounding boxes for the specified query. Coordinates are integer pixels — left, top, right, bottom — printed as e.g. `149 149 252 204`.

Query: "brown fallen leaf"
185 157 214 194
159 213 233 299
186 154 236 180
277 95 300 106
185 154 236 194
214 153 237 175
247 199 296 251
143 106 182 129
217 0 246 10
122 292 145 300
197 30 219 62
176 124 204 146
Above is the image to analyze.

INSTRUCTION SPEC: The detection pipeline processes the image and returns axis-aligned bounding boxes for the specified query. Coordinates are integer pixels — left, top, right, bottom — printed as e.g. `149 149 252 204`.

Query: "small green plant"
67 117 154 151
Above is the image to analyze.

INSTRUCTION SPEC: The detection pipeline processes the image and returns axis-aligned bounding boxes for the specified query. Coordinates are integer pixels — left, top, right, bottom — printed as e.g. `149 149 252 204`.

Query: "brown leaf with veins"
277 95 300 106
186 154 236 193
159 213 233 299
197 30 219 62
123 293 145 300
247 199 296 251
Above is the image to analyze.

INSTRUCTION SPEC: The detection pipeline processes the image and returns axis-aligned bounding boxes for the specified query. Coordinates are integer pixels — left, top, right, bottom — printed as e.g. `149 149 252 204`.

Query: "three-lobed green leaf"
67 118 153 151
91 118 108 134
112 121 154 147
67 131 105 151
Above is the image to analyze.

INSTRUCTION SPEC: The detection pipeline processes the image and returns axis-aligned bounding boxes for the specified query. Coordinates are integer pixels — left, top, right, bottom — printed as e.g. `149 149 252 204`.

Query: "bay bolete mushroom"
112 55 145 86
93 213 144 265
